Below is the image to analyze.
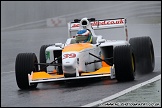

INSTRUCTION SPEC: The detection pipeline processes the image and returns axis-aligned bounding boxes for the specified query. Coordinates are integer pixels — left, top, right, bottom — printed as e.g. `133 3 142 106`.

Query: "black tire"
15 53 38 90
39 44 53 72
114 45 135 82
129 36 155 74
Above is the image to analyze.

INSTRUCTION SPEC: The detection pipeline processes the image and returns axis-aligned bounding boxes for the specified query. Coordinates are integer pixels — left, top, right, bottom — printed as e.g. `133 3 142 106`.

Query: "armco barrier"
1 20 46 32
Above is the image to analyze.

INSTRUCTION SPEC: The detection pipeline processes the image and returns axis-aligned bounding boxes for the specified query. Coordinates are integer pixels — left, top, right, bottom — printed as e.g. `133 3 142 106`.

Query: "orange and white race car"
15 17 155 90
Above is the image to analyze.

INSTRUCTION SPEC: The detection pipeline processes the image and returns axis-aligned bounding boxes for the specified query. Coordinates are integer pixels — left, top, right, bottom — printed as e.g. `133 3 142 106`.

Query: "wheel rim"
150 50 152 62
150 40 155 69
131 54 135 72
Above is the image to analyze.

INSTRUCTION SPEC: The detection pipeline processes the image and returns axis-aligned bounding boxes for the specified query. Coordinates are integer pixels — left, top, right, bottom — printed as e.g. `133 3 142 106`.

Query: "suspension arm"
37 56 62 71
89 53 113 66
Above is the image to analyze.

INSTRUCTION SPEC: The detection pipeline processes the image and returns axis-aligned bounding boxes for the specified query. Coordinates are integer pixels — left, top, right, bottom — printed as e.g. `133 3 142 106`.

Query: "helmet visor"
76 35 88 42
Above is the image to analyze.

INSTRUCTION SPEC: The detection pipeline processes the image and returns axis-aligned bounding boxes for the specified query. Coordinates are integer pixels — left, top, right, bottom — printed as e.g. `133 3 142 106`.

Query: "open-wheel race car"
15 17 155 90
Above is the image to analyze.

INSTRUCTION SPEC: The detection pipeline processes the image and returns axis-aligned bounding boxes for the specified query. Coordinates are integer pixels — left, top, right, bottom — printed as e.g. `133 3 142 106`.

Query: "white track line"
81 74 161 107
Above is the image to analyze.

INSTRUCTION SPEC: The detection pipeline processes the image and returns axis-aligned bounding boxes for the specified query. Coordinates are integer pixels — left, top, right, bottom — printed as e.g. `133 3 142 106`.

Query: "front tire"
114 45 135 82
15 53 38 90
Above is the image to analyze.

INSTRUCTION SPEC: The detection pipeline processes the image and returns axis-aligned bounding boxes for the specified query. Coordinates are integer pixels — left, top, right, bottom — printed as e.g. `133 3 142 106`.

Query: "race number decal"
63 53 76 59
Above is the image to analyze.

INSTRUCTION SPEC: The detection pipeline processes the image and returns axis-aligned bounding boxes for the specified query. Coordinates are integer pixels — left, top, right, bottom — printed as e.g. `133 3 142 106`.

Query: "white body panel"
45 40 128 74
62 45 102 74
100 40 129 47
46 45 62 72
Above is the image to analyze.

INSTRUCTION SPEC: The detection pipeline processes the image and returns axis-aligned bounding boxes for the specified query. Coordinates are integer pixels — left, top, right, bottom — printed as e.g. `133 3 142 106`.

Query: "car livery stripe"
62 43 93 52
32 72 64 80
81 67 111 75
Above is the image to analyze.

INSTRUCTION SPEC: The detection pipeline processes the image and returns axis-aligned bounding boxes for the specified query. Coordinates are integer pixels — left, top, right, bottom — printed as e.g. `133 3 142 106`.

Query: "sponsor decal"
46 18 66 27
71 19 124 28
71 23 80 28
51 18 62 27
45 51 50 60
91 19 124 26
63 53 76 59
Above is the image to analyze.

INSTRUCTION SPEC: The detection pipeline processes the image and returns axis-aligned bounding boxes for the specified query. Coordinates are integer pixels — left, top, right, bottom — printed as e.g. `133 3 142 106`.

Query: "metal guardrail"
1 20 46 31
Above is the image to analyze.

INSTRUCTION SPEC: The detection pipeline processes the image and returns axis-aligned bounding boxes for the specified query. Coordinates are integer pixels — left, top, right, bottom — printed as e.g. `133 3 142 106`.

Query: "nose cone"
62 52 77 74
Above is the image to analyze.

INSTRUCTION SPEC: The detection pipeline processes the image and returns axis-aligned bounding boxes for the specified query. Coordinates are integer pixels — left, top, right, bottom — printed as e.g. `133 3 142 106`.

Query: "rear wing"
67 18 128 40
68 18 126 30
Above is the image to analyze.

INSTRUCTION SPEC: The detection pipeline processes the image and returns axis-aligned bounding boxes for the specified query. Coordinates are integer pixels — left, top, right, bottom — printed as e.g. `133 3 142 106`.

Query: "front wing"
28 66 115 84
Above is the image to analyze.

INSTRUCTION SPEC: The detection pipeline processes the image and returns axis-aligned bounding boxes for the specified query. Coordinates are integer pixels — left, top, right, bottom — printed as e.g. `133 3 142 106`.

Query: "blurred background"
1 1 161 29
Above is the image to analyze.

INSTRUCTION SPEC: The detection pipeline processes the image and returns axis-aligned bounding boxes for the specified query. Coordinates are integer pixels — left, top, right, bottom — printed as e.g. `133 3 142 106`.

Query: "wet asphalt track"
1 1 161 107
1 25 161 107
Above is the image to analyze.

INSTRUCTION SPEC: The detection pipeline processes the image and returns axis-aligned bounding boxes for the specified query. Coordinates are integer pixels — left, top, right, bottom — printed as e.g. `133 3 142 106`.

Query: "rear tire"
39 44 53 72
129 36 155 74
114 45 135 82
15 53 38 90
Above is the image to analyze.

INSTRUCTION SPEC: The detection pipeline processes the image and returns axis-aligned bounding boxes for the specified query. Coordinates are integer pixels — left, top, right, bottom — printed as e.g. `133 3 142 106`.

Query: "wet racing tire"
15 53 38 90
129 36 155 74
114 45 135 82
39 44 53 72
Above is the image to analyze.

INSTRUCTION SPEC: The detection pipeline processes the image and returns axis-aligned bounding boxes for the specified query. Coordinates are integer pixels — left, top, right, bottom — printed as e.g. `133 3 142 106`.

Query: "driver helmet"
75 29 92 43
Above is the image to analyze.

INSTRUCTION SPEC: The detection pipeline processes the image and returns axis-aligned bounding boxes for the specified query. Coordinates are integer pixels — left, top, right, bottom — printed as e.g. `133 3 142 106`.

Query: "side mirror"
98 39 106 43
96 39 106 47
55 43 63 48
